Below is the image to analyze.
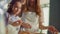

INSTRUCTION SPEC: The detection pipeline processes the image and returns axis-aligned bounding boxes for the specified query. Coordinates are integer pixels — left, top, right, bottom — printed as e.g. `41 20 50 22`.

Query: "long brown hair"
25 0 42 16
24 0 43 29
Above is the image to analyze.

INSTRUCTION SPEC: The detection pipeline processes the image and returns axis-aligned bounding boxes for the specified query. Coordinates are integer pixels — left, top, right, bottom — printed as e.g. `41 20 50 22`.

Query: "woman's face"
29 0 35 6
21 0 26 5
12 2 22 15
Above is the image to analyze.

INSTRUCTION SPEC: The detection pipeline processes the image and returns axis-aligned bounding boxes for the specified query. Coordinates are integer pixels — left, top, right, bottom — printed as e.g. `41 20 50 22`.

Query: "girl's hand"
11 20 23 26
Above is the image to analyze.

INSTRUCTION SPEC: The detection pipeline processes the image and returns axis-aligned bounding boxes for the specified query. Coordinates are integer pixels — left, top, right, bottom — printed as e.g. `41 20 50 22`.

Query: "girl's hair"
7 0 24 17
7 0 21 15
26 0 41 16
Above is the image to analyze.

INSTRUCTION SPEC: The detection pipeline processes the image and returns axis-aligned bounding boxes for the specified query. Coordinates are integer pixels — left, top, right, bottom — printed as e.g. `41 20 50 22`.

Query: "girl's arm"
9 19 31 28
9 20 22 26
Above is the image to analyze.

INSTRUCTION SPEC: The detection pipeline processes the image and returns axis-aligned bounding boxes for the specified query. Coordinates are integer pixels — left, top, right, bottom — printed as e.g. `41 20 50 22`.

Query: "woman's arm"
39 12 59 34
38 6 59 34
21 22 31 28
39 7 48 29
39 13 59 34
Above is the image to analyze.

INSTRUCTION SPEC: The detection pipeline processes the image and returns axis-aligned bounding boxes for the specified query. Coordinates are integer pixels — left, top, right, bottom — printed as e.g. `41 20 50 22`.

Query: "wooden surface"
18 31 44 34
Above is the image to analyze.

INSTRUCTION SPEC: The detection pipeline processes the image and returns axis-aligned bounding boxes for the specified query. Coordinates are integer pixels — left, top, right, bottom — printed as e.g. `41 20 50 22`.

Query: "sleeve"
8 16 22 24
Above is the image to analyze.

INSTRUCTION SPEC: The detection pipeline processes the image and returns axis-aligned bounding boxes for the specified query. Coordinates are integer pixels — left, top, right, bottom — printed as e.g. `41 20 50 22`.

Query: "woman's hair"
7 0 22 14
26 0 41 16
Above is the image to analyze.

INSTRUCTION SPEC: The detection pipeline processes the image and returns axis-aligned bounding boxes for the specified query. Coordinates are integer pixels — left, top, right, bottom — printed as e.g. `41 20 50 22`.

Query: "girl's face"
12 2 22 15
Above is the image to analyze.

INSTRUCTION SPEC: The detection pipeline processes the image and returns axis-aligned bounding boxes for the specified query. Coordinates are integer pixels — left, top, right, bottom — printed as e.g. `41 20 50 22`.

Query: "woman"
21 0 59 34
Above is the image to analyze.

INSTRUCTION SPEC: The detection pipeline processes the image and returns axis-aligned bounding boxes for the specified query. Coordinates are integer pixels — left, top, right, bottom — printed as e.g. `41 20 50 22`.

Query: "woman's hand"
11 20 23 26
22 23 31 28
48 26 58 34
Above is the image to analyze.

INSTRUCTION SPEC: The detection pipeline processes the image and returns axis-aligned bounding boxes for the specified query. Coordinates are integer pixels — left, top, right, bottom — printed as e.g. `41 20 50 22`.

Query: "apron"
5 12 21 34
21 12 41 33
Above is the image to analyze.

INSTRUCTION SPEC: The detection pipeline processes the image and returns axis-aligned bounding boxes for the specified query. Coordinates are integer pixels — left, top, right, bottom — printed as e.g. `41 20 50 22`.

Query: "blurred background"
0 0 50 34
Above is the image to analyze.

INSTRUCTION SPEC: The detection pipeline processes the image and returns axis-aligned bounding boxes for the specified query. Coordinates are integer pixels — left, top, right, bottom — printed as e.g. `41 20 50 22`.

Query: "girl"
7 0 23 34
5 0 31 34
